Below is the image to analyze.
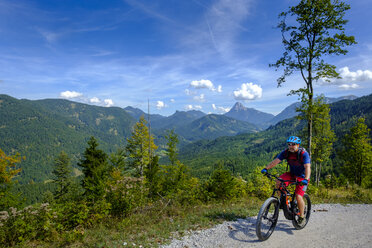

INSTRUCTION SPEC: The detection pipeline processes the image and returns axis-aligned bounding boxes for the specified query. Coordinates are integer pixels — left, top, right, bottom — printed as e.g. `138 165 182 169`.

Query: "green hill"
0 95 261 184
178 94 372 179
0 94 135 184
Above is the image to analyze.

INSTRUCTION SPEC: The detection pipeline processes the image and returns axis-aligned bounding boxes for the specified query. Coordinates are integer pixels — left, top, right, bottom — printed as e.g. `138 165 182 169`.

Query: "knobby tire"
256 197 279 241
292 193 311 230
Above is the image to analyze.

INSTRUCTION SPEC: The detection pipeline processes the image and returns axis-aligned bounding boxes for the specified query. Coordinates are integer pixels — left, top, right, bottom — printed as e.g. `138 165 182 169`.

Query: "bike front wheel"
292 193 311 230
256 197 279 241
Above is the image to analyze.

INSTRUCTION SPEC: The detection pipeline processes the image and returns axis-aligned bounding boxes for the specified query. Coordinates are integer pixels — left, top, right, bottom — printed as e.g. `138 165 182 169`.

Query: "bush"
202 167 245 201
106 169 148 217
0 204 55 246
246 167 273 199
54 201 90 231
158 162 201 204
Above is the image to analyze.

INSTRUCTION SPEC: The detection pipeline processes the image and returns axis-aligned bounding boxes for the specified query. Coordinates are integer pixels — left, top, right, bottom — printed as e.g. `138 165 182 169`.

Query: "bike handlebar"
263 172 301 185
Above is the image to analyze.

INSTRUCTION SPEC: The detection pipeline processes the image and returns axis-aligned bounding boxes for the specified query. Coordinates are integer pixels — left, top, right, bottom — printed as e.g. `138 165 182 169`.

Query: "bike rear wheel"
292 193 311 230
256 197 279 241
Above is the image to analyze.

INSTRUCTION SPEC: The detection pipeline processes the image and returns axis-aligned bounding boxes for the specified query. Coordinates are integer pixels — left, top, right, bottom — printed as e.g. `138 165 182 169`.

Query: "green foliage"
52 151 73 202
126 116 158 177
272 0 356 86
0 94 135 185
0 149 22 210
299 96 336 185
106 168 148 217
0 204 55 246
202 166 243 201
79 137 109 201
271 0 357 157
165 129 179 166
158 162 201 204
246 167 276 199
339 117 372 187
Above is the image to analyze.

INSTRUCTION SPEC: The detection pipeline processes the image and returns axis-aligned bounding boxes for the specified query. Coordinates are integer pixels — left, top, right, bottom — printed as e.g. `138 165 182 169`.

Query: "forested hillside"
179 94 372 179
0 94 135 184
0 95 260 184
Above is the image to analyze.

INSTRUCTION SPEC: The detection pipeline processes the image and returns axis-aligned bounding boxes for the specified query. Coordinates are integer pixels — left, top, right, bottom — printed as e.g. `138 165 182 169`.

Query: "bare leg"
296 194 305 217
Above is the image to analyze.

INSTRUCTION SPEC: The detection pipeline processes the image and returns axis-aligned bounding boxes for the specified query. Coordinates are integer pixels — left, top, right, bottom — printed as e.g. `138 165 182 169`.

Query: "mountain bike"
255 172 311 241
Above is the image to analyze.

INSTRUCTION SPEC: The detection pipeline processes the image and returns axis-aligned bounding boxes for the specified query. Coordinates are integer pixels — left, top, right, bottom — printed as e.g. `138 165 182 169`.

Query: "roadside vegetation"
1 115 371 247
1 2 370 246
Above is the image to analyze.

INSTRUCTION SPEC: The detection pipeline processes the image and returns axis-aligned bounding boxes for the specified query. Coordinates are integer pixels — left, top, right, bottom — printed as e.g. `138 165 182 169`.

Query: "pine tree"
126 116 157 177
165 129 179 166
52 151 72 202
78 136 109 201
340 118 372 187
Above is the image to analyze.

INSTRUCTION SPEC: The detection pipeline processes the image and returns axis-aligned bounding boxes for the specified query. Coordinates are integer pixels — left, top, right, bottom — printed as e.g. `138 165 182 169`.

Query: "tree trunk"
318 163 322 187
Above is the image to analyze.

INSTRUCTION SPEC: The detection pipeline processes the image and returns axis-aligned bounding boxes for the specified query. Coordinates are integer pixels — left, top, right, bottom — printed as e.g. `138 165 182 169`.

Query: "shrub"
54 201 90 231
202 167 244 201
106 169 148 217
0 204 55 246
246 167 273 199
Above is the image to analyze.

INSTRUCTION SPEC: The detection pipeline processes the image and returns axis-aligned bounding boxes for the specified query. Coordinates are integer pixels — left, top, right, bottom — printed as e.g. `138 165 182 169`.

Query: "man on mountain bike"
261 136 311 224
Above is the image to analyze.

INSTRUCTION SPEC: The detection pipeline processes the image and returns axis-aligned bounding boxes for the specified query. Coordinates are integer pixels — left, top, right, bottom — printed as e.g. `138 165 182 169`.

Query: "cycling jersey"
277 149 311 178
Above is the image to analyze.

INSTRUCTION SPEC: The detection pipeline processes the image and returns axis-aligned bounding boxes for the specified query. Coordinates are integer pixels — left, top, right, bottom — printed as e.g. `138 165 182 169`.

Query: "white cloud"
338 67 372 82
104 99 114 107
339 84 359 90
233 82 262 100
218 106 230 112
212 103 229 113
90 97 100 103
193 94 205 102
170 99 175 103
156 101 166 109
190 79 214 90
190 79 222 93
185 104 202 110
321 67 372 85
60 91 83 99
186 104 193 110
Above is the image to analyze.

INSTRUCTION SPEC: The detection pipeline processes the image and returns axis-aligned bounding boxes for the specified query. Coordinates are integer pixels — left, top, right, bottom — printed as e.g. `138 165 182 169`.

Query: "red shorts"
279 172 308 197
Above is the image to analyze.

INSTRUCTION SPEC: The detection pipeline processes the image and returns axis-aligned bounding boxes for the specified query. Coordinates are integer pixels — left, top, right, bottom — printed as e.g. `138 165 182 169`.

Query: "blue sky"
0 0 371 116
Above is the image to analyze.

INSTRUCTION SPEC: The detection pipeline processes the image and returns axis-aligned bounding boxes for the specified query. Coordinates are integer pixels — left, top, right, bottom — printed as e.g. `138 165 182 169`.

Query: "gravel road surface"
162 204 372 248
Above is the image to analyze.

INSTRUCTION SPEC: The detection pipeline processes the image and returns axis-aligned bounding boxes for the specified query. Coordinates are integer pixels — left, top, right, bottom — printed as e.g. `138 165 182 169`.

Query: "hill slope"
179 94 372 178
0 95 136 184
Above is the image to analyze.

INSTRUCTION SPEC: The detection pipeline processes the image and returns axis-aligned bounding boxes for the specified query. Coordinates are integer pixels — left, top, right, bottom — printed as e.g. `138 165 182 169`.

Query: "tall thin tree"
271 0 356 157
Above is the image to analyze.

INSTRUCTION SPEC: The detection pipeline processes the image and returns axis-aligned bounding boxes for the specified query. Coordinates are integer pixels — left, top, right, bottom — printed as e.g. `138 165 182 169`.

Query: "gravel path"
162 204 372 248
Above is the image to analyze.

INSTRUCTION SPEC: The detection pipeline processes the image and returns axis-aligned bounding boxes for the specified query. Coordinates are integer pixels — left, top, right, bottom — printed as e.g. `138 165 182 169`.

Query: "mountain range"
0 93 363 184
178 94 372 178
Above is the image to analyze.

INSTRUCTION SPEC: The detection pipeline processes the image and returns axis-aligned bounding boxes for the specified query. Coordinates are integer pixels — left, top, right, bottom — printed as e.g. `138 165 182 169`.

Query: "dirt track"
162 204 372 248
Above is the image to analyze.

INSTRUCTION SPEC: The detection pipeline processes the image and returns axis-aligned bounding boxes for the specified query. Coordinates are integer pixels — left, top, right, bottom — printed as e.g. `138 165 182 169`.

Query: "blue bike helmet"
287 136 301 144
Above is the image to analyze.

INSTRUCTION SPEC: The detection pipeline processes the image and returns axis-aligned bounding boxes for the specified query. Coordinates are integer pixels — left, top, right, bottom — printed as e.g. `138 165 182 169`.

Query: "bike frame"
267 173 301 220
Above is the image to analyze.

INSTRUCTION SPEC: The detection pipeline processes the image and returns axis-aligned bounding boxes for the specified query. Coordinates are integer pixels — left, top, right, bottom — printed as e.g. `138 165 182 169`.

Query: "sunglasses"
287 143 298 146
